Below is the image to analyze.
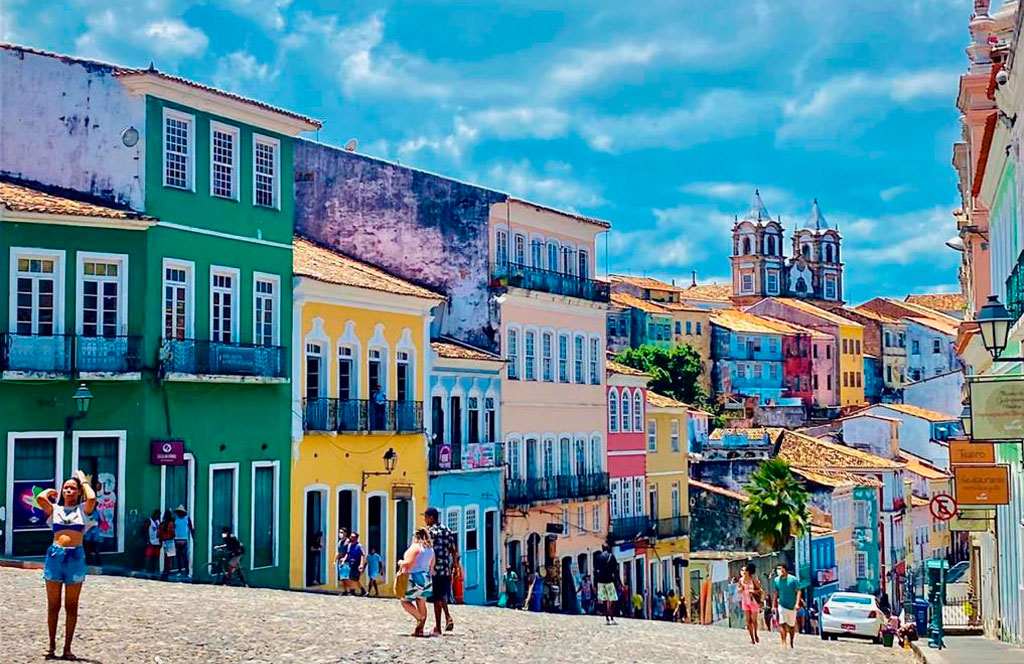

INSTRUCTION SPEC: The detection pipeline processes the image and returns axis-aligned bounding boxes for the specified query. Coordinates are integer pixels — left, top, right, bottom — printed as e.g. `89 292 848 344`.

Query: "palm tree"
742 459 810 552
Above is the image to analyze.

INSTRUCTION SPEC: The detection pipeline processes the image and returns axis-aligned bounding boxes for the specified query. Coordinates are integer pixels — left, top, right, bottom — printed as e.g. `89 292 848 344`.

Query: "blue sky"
3 0 974 303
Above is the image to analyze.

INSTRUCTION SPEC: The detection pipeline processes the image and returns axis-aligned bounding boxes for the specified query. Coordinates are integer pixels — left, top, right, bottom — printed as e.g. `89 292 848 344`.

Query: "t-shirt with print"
428 523 455 577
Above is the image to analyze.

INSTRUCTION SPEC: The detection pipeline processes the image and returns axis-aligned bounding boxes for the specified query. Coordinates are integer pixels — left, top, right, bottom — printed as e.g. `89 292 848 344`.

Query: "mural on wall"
294 141 507 352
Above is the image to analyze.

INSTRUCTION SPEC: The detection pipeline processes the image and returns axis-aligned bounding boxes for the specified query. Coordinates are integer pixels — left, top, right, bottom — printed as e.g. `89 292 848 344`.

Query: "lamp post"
361 447 398 490
65 383 93 431
959 403 973 439
975 295 1016 360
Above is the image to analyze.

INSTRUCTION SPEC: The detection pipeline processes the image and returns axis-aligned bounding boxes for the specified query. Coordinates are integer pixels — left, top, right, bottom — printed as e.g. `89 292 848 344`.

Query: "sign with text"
949 508 995 533
954 464 1010 506
150 439 184 466
968 378 1024 441
950 440 995 465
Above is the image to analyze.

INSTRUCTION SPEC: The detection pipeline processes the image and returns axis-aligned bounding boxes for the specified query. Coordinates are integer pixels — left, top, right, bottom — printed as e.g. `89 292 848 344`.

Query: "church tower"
730 190 786 305
787 199 844 304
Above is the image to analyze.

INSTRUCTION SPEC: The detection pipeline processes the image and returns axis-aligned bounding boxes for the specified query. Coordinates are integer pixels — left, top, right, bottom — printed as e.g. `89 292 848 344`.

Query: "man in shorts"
425 507 459 636
593 543 622 624
773 563 801 648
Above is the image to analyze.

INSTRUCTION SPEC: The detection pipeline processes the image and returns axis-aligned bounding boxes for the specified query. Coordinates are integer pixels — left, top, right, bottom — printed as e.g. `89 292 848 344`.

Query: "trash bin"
913 599 930 635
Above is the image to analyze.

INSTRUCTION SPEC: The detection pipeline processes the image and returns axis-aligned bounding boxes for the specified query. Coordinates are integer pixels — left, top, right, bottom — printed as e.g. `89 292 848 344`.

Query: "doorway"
395 498 411 568
304 489 326 586
368 494 385 575
161 453 195 574
485 511 498 602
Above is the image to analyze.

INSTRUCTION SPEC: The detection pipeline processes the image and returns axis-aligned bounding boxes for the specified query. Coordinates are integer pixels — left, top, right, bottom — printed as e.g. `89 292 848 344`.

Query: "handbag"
338 562 351 580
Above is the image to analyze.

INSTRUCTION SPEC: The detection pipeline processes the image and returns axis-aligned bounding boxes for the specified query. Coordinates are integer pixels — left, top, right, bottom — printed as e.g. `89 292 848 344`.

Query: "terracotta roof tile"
905 293 966 314
778 430 903 469
432 339 502 362
609 274 683 292
876 403 957 423
911 495 930 508
708 427 785 442
606 360 650 377
710 309 788 335
688 478 749 502
293 237 444 301
683 283 732 301
761 298 864 328
646 391 690 409
0 178 152 221
849 307 901 325
610 292 671 314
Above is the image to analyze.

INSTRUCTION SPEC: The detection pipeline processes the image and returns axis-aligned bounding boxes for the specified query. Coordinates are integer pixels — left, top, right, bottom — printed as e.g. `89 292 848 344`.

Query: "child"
365 547 383 596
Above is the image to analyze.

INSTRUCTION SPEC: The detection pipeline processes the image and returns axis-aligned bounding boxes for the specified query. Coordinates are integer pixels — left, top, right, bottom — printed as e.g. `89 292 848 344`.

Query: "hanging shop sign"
950 440 995 465
150 439 185 466
968 378 1024 442
949 508 995 533
954 464 1010 506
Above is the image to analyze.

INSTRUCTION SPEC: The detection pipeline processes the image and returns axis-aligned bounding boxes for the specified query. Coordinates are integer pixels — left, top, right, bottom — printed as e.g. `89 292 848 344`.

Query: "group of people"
144 505 194 580
334 528 383 596
397 507 459 637
736 562 804 648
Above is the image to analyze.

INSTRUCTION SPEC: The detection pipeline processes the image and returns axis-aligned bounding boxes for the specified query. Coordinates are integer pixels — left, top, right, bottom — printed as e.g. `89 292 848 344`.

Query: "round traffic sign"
930 493 957 521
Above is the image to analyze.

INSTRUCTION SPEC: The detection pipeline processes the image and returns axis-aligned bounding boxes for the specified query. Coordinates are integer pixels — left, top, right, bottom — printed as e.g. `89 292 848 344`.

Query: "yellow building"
289 237 445 592
899 452 953 561
644 391 692 600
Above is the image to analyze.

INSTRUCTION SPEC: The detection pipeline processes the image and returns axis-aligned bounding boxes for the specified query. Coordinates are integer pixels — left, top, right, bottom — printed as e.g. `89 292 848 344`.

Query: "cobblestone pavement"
0 567 914 664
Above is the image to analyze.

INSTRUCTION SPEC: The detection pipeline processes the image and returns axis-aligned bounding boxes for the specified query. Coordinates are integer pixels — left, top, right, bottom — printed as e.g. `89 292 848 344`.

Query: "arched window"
742 237 751 255
633 391 643 431
496 229 508 264
608 389 619 433
508 438 522 479
574 438 586 476
766 235 775 255
543 439 555 477
621 392 631 432
590 436 602 473
801 243 810 259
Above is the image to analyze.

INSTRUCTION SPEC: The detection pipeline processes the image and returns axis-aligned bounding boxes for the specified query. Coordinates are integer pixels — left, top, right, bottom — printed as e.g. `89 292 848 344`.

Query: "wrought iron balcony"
654 515 690 539
609 515 656 541
1006 253 1024 323
303 398 424 433
76 335 142 373
1 333 72 374
160 339 286 379
505 472 610 505
428 441 505 472
491 262 610 303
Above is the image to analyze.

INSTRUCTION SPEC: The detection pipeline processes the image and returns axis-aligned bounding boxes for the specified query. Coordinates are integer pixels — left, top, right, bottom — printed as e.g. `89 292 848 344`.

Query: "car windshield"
831 595 873 605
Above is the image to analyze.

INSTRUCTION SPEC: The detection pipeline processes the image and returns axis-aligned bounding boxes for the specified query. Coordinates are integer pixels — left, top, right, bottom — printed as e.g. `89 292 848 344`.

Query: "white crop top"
48 504 92 534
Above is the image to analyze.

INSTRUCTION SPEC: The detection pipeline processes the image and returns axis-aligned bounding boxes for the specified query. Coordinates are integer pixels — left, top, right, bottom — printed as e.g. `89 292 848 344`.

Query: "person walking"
342 532 367 596
365 547 383 596
36 469 95 661
399 528 434 637
773 563 801 649
158 510 176 581
145 509 161 575
502 566 520 609
335 528 349 587
739 563 764 645
172 505 194 578
579 574 594 615
666 589 680 621
593 543 622 625
424 507 459 636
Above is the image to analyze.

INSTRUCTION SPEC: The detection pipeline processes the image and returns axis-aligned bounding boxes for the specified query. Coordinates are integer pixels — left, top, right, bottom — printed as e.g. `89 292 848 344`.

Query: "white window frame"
209 121 240 201
621 390 632 432
610 478 620 518
647 419 657 452
209 266 241 343
162 107 195 191
250 460 280 570
76 252 129 337
252 272 280 347
524 328 537 381
252 133 281 209
208 462 240 563
507 325 521 380
5 431 65 556
162 258 195 340
589 335 600 385
541 331 554 382
633 391 642 431
9 247 66 334
608 388 619 433
573 334 585 384
670 419 680 451
70 430 128 553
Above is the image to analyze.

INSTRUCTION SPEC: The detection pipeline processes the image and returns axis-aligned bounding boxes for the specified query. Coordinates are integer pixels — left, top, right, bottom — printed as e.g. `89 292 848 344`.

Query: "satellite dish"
344 138 358 152
121 126 139 147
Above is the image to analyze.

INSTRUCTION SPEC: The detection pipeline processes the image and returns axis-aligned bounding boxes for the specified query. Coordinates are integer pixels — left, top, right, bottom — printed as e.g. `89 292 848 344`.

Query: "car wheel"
821 631 829 641
872 636 882 645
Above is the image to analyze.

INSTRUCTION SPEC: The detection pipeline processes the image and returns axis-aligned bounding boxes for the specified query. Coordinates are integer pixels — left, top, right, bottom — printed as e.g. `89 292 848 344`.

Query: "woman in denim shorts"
36 469 96 660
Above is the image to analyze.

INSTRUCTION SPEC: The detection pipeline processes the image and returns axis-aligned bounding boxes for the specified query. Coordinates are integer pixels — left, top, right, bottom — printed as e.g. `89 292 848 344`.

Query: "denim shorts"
43 545 87 584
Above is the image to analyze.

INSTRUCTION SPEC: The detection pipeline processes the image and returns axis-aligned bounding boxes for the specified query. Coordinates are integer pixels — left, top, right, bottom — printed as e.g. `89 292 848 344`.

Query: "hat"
174 504 187 513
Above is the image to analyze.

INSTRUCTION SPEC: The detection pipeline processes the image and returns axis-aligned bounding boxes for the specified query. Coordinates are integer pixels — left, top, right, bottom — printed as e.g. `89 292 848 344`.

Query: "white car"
820 592 886 643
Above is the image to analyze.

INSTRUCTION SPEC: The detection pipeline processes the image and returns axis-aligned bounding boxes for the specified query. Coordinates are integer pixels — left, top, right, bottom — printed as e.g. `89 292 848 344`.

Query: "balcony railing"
654 515 690 539
428 441 505 472
1 333 142 375
609 515 655 541
160 339 286 378
303 398 424 433
491 262 610 303
505 472 610 505
1007 253 1024 323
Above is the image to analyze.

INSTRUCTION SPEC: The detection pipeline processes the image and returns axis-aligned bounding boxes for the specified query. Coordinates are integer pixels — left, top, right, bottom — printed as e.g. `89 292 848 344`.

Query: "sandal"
445 618 454 632
413 619 425 637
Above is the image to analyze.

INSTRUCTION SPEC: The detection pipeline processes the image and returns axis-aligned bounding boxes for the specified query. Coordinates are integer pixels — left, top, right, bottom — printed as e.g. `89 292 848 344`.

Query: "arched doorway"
562 556 580 614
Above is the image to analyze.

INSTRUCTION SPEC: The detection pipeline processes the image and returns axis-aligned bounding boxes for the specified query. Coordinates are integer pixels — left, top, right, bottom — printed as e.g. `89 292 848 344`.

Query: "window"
210 268 238 343
842 339 849 354
253 275 278 346
647 419 657 451
696 321 702 335
496 230 509 264
210 122 239 199
856 371 862 388
648 484 658 519
561 246 575 275
621 392 632 432
670 419 680 452
578 249 589 279
305 343 323 399
558 334 569 382
824 276 836 300
561 508 569 533
508 439 521 478
465 509 478 551
610 478 620 518
589 338 599 384
856 552 867 579
885 332 891 347
396 350 412 402
531 238 543 267
827 374 832 390
741 274 753 293
446 509 460 537
449 395 462 445
251 461 278 568
634 477 644 516
843 372 849 388
542 332 554 381
544 440 556 477
855 339 861 354
933 339 941 354
768 337 777 353
338 346 355 400
78 254 126 337
485 397 496 442
826 345 831 359
813 344 818 359
912 340 920 354
559 438 571 476
608 318 618 336
577 505 585 534
209 464 238 561
671 483 680 517
163 260 192 340
886 365 893 383
770 364 778 379
514 234 526 265
593 505 600 531
574 335 585 383
253 135 280 208
547 242 558 270
633 392 642 431
163 108 194 190
13 249 63 335
676 321 682 335
685 321 692 335
590 437 601 473
766 270 778 294
507 328 519 379
524 330 536 380
753 364 762 379
608 390 619 432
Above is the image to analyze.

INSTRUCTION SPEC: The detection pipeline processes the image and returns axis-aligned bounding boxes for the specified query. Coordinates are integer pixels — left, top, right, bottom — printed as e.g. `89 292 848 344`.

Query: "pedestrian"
424 506 459 636
808 604 819 635
399 528 434 637
145 509 161 575
878 591 892 618
739 563 763 645
579 574 594 614
335 528 349 587
343 532 367 596
309 530 324 586
502 566 520 609
632 590 644 619
214 527 246 585
654 591 666 620
666 589 679 621
158 510 176 581
36 469 95 661
366 546 383 596
528 570 544 612
796 597 808 634
773 563 801 649
593 543 622 625
372 384 387 429
172 504 194 578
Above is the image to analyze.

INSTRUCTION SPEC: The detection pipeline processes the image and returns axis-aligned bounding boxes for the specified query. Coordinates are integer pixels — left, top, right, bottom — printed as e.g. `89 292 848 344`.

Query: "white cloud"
141 20 209 56
484 160 605 212
681 182 795 209
843 206 956 267
467 107 570 141
213 50 279 92
879 185 911 202
548 42 661 91
397 118 479 163
76 12 208 63
215 0 293 31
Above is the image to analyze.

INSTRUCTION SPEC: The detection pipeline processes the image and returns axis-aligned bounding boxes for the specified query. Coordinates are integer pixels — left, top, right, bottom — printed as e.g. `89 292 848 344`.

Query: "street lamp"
73 383 93 414
960 403 973 438
976 295 1013 360
362 447 398 490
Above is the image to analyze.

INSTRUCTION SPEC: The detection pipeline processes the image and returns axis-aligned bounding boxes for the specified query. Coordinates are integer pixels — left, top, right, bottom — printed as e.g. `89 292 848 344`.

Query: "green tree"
615 344 707 406
742 459 810 552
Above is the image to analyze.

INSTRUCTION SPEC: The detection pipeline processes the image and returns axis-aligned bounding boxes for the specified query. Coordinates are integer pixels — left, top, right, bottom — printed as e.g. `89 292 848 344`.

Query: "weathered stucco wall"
0 46 145 209
294 140 505 352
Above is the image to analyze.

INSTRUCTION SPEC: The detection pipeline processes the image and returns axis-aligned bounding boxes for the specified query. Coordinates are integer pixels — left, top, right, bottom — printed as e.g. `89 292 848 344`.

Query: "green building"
0 45 319 588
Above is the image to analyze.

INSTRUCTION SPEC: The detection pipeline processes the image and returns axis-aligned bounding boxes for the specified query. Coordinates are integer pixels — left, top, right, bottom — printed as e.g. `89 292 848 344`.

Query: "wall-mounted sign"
392 484 414 501
949 508 995 533
968 378 1024 441
954 464 1010 506
950 440 995 465
929 494 957 521
150 439 184 466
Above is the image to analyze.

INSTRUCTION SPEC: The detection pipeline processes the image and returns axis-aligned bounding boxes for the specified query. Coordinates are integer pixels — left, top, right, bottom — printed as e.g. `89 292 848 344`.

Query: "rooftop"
759 298 864 328
791 466 880 489
293 237 444 301
431 338 503 363
897 452 952 480
683 283 733 302
847 306 901 325
507 196 610 229
606 360 650 377
646 391 690 409
802 198 831 231
688 478 749 502
778 430 904 470
609 274 683 292
610 292 671 315
708 427 785 442
874 403 958 423
711 309 787 335
905 315 959 337
0 177 153 221
905 293 966 314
